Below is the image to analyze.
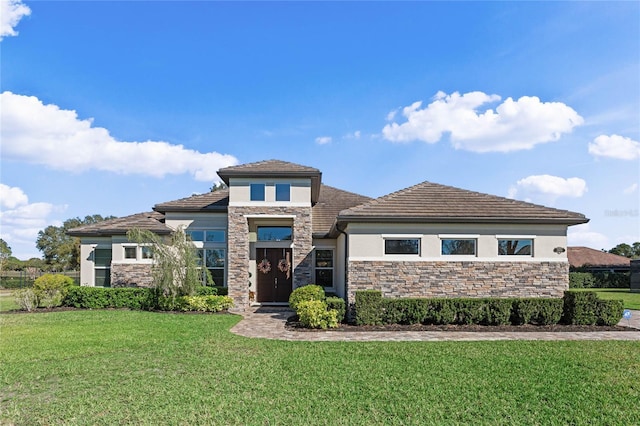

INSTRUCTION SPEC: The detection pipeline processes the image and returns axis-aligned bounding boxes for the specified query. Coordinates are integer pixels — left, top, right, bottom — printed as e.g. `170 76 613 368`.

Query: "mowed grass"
571 288 640 310
0 291 19 312
1 311 639 425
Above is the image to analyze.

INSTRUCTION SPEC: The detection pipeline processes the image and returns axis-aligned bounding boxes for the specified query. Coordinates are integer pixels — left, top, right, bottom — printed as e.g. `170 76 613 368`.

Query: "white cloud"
315 136 332 145
588 134 640 160
567 224 609 249
508 175 587 203
344 130 361 140
0 0 30 41
0 92 238 181
386 109 398 121
382 91 583 152
0 184 66 259
623 183 638 194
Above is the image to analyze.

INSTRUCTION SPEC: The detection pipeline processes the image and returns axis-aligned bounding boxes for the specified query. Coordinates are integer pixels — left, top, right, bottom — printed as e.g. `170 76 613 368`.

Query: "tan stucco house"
68 159 589 310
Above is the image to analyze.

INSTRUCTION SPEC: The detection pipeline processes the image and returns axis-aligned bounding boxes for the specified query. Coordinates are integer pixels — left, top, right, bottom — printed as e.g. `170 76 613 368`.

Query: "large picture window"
197 249 225 286
498 239 532 256
94 248 112 287
315 249 334 288
441 239 476 256
384 239 420 255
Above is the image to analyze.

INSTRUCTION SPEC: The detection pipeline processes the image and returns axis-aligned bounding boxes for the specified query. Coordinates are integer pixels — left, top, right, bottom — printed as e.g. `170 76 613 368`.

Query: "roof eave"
336 215 590 226
153 206 229 213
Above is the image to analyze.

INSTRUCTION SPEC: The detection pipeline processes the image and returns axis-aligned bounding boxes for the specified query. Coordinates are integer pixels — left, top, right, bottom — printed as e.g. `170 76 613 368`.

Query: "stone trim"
111 263 154 288
347 260 569 306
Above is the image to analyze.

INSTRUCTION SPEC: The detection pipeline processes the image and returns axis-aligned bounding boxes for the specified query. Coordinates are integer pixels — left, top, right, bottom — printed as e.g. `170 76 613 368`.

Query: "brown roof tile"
313 185 372 237
67 212 171 236
218 159 320 175
338 181 588 225
153 189 229 212
568 246 631 268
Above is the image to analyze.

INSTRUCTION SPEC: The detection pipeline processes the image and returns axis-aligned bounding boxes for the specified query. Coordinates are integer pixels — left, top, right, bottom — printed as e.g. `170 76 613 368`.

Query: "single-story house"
68 159 589 310
567 246 631 273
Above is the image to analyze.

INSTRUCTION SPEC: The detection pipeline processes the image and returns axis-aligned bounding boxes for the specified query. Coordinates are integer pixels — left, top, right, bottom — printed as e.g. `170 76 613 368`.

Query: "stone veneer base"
110 263 154 288
347 260 569 306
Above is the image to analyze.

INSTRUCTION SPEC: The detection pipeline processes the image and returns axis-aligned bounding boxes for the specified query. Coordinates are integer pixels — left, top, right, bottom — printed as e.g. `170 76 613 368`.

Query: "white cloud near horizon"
0 0 30 41
567 223 609 249
315 136 332 145
623 183 638 194
382 91 584 152
0 184 66 259
0 92 238 181
508 175 587 204
588 134 640 160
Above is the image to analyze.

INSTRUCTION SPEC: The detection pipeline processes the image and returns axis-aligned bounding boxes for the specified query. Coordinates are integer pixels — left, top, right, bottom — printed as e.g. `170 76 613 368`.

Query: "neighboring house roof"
217 159 322 204
154 189 230 213
67 212 171 237
312 185 373 237
567 246 631 269
337 181 588 225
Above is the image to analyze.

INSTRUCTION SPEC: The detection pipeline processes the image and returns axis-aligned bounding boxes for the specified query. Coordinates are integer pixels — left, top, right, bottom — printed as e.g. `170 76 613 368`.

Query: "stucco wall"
228 178 311 207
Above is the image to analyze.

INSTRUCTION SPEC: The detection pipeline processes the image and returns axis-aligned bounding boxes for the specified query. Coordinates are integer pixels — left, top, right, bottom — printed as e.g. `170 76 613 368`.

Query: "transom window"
384 239 420 255
275 183 291 201
315 249 334 288
441 239 476 256
187 230 226 243
498 239 532 256
250 183 265 201
257 226 292 241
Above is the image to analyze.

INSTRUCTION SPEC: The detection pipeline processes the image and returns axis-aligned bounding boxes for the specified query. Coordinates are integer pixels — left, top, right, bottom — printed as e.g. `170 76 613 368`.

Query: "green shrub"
485 299 513 326
513 299 563 325
213 286 228 296
454 299 487 325
182 295 234 312
569 271 630 289
157 295 188 311
569 272 597 289
563 291 599 325
195 286 218 296
355 290 383 325
13 288 38 311
63 287 156 310
596 299 624 326
289 285 325 311
297 300 338 329
325 296 346 323
64 287 110 309
33 274 75 308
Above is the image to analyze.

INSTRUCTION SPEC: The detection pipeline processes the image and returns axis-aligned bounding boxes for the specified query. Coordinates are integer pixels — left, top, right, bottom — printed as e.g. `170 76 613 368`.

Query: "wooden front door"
256 248 293 303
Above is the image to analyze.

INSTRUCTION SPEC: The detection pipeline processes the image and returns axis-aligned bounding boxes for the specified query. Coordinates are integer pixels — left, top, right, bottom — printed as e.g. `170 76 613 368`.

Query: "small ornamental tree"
127 227 202 300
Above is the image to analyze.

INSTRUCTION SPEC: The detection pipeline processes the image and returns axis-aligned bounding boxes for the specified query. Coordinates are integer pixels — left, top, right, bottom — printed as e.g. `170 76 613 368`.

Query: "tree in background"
608 242 640 259
0 239 12 272
210 181 228 192
127 227 201 299
36 215 115 271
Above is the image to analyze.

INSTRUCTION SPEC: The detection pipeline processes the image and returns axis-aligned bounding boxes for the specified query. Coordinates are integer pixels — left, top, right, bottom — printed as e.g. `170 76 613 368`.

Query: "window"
94 248 112 287
385 239 420 255
257 226 292 241
315 249 334 288
141 246 153 259
275 183 291 201
187 230 205 241
498 239 532 256
124 246 137 259
250 183 265 201
198 249 225 286
441 239 476 255
205 230 225 242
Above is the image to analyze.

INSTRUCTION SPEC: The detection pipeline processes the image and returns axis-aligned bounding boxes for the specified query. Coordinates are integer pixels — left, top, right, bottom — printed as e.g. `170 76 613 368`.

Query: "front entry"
256 248 293 303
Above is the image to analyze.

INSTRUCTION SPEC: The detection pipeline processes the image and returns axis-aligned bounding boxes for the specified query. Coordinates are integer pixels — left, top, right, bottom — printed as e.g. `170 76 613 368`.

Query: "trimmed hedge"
289 285 325 311
62 286 233 312
325 296 346 323
569 271 630 289
354 290 624 327
297 300 339 329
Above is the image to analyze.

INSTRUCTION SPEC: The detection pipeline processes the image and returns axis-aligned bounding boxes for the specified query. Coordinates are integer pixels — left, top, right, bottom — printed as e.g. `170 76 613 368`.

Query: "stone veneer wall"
347 260 569 306
110 263 154 288
227 206 313 310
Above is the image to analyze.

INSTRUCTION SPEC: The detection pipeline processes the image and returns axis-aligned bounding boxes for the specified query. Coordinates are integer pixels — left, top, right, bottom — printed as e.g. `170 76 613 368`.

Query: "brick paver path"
230 307 640 341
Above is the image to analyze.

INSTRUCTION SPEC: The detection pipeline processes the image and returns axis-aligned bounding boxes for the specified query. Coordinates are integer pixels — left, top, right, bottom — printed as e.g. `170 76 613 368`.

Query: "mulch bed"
285 316 635 332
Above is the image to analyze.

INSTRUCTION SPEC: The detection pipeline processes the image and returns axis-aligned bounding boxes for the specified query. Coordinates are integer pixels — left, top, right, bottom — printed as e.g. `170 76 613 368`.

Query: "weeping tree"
127 227 201 299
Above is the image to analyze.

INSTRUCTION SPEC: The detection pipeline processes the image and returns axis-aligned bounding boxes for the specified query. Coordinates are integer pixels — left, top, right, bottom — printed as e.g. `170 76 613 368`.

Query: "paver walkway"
230 307 640 341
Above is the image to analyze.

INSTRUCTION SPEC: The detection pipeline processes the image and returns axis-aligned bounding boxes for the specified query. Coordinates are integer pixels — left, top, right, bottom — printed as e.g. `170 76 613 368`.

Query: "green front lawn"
0 291 19 312
571 288 640 310
1 310 639 425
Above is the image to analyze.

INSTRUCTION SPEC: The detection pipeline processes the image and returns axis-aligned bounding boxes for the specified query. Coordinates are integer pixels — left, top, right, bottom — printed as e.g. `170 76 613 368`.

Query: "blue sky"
1 1 639 260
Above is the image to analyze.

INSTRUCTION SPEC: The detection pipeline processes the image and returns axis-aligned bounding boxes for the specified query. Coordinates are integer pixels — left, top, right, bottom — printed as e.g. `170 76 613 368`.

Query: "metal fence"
0 270 80 289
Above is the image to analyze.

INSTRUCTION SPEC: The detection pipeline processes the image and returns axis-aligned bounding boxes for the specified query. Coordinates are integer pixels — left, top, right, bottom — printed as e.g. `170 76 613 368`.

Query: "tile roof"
153 189 229 212
312 185 373 237
338 181 588 225
568 246 632 268
67 212 171 237
218 159 320 175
